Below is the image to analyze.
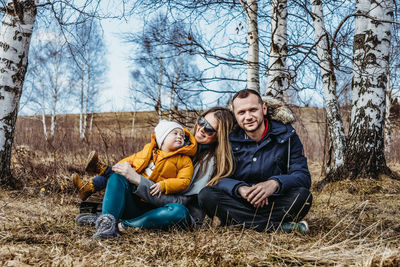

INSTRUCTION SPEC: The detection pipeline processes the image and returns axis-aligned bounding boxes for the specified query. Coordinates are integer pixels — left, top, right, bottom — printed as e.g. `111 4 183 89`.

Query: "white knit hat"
154 120 184 148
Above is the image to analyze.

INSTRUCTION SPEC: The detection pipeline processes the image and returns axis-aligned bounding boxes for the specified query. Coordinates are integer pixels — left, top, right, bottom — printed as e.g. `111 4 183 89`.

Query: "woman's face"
195 112 218 145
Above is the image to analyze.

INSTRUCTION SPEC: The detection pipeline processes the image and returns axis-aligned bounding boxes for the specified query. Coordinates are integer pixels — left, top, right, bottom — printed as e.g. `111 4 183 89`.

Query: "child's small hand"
150 183 162 198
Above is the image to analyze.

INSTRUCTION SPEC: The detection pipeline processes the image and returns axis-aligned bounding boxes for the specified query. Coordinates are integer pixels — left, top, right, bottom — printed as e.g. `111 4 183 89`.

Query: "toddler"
73 120 197 200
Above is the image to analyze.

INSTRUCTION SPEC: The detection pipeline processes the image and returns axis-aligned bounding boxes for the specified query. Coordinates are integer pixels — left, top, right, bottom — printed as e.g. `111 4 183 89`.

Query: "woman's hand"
112 162 141 186
149 183 162 198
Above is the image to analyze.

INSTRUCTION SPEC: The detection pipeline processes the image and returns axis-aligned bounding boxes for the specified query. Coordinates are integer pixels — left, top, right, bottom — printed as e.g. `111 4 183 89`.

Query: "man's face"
232 94 267 133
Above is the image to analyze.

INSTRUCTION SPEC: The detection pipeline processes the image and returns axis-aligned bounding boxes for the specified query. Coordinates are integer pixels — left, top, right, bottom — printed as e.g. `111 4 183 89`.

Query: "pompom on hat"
155 120 184 148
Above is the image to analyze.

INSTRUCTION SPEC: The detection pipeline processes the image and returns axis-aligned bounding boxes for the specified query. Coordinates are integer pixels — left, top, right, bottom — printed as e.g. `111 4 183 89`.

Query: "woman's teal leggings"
102 173 191 230
120 203 190 230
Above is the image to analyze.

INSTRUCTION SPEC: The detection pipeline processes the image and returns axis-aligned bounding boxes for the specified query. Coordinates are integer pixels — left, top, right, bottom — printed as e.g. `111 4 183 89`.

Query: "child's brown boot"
85 151 108 175
72 173 96 201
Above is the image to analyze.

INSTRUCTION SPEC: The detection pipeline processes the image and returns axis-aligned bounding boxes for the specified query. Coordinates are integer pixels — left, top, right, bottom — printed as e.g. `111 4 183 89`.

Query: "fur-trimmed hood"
262 95 295 124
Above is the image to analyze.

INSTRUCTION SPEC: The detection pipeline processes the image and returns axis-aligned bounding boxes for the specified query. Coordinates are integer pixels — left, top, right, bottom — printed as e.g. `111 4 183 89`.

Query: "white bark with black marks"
347 0 393 177
241 0 259 92
266 0 287 99
0 0 37 183
310 0 346 169
351 0 371 123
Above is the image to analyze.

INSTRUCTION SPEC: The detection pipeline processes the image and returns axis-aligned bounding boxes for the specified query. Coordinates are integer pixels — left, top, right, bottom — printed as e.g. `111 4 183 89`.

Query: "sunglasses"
197 116 216 136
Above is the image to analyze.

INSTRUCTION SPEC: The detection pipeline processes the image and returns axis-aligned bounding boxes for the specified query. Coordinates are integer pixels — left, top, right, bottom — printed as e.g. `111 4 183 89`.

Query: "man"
198 89 312 234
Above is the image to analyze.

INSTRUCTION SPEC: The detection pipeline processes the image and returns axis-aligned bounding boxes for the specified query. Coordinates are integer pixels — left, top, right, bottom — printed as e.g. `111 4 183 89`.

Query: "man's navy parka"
216 118 311 198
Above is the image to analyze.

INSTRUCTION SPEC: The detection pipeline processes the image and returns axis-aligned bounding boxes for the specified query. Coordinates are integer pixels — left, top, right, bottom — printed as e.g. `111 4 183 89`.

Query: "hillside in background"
14 106 400 164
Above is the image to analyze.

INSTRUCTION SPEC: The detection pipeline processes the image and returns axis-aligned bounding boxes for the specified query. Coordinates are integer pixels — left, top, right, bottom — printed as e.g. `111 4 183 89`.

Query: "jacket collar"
230 117 290 142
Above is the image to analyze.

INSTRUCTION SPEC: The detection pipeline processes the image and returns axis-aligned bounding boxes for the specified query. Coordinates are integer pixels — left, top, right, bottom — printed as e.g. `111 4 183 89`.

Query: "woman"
77 107 235 239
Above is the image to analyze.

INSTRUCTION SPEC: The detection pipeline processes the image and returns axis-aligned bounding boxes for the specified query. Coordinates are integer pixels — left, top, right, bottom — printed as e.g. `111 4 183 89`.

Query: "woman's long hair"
193 107 235 186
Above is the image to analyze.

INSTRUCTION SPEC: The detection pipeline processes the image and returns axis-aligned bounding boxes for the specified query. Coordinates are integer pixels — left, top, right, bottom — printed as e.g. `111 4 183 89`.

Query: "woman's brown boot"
85 151 108 175
72 173 96 201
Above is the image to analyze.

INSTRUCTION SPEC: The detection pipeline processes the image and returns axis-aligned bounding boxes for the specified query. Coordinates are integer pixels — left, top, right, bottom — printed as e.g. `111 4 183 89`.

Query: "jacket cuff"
159 181 166 193
268 177 282 195
216 178 250 198
232 181 251 198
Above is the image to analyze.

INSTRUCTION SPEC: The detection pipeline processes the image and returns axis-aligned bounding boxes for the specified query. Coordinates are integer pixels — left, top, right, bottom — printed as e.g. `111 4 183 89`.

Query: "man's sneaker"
75 213 99 226
281 220 309 235
93 214 119 240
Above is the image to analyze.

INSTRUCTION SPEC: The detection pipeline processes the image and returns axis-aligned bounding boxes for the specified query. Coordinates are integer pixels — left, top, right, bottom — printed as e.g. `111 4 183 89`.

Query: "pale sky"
100 18 139 112
17 15 324 117
98 17 234 113
98 16 324 113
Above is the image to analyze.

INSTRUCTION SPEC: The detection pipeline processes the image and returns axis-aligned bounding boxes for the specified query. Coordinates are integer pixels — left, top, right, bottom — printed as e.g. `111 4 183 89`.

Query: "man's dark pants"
198 186 312 232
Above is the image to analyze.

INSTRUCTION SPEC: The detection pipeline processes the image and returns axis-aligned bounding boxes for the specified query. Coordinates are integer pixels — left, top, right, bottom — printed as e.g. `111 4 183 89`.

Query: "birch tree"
310 0 346 171
384 87 392 159
345 0 394 178
71 20 106 140
127 14 202 123
384 20 400 159
350 0 372 125
27 37 71 141
0 0 133 186
239 0 260 92
319 0 397 186
266 0 287 99
0 0 36 186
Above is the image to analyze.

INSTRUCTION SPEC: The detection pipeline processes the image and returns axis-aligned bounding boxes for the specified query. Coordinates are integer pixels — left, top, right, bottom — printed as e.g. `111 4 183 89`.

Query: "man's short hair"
232 89 263 108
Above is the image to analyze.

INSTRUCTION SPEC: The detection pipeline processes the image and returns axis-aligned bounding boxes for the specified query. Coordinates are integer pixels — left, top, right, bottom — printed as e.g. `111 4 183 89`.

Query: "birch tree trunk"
310 0 346 170
350 0 372 124
131 112 136 137
384 86 392 160
82 108 87 139
50 62 59 140
169 83 176 120
50 93 56 140
89 113 93 134
79 73 84 139
79 64 89 140
40 79 48 140
0 0 36 185
156 57 163 120
169 63 181 120
240 0 259 92
83 64 90 139
266 0 287 99
41 112 48 141
321 0 394 185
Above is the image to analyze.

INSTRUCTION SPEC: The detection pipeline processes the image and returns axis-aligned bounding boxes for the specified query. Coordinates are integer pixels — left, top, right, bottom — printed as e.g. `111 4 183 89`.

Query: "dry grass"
1 109 400 266
2 160 399 266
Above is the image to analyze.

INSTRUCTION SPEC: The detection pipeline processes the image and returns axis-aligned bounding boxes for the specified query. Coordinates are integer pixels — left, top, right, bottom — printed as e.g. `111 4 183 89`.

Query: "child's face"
161 128 185 152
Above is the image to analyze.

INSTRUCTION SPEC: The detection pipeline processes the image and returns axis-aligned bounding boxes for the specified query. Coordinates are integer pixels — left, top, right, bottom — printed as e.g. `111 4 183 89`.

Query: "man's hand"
150 183 162 197
112 162 141 185
238 185 252 199
238 179 279 208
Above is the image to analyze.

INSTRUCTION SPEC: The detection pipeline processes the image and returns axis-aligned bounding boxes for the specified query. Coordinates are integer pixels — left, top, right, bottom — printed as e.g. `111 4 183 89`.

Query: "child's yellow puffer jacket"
119 128 197 194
